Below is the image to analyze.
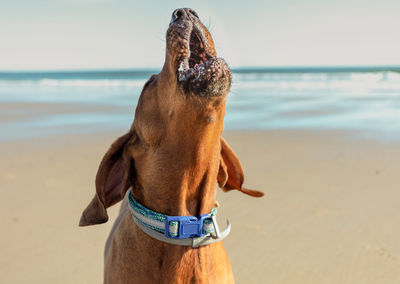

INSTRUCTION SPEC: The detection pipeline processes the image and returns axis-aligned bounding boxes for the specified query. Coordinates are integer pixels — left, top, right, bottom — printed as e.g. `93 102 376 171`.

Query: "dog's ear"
217 137 264 197
79 132 136 226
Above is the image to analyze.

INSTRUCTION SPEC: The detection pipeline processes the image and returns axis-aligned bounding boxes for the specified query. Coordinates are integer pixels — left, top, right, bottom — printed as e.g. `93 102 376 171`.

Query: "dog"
79 8 263 283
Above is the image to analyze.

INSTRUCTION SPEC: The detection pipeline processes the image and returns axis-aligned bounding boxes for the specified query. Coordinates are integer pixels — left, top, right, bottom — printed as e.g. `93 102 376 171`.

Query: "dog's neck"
131 128 223 218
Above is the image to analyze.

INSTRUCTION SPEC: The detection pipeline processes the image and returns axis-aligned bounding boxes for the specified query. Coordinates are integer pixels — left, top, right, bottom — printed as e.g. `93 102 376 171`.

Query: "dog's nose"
170 8 186 24
170 8 199 24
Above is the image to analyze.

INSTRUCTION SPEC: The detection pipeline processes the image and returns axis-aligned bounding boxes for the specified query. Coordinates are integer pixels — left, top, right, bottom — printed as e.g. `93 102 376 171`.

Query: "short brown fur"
79 8 263 283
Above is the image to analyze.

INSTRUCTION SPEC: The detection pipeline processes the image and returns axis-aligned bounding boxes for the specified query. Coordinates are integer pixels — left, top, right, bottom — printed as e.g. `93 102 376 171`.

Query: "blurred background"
1 0 400 140
1 1 400 283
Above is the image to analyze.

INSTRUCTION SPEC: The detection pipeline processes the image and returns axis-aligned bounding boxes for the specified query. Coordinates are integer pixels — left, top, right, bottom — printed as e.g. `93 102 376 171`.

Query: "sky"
1 0 399 70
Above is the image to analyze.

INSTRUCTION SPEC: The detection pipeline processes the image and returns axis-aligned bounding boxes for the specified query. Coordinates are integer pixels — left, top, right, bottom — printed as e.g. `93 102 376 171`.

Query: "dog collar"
127 189 230 248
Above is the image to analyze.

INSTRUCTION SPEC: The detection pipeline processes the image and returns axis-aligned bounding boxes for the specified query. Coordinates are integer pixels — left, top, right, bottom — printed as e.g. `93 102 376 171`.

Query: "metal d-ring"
211 215 221 239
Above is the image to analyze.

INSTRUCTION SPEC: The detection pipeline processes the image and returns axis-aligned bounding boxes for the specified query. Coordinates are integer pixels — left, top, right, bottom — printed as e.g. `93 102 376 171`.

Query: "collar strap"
127 189 231 248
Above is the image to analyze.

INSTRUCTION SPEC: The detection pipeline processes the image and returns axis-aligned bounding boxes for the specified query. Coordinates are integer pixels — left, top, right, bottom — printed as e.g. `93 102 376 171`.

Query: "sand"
1 129 400 283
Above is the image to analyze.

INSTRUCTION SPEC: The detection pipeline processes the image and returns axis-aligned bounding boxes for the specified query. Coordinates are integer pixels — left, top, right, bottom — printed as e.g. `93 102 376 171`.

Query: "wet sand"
1 130 400 283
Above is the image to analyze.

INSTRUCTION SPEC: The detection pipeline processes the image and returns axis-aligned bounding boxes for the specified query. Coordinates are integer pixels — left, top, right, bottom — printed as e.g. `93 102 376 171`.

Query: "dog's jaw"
166 9 232 97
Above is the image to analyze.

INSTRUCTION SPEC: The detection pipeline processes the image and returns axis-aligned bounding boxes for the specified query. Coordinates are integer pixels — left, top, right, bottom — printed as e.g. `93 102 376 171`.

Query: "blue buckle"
165 214 211 239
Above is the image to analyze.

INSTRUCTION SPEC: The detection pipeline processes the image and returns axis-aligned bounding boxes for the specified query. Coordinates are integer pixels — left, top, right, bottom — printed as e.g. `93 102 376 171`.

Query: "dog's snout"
170 8 199 25
170 9 185 24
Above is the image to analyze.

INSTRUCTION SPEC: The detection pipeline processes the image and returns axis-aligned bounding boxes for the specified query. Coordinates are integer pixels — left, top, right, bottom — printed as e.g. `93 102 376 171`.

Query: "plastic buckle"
165 214 211 239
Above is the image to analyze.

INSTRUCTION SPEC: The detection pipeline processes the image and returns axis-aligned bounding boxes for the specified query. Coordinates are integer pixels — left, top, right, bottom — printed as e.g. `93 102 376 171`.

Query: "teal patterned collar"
127 189 231 247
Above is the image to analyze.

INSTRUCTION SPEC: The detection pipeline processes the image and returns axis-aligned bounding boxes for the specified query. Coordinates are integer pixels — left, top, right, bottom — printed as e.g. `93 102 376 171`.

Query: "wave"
2 68 400 138
234 71 400 81
1 70 399 91
38 79 147 87
0 79 147 88
232 71 400 92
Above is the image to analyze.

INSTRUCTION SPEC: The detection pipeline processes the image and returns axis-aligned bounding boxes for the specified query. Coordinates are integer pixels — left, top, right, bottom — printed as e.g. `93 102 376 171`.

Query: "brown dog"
79 8 263 283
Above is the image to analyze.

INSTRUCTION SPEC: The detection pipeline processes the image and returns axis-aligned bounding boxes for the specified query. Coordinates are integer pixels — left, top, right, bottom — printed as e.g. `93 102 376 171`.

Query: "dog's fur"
79 8 263 283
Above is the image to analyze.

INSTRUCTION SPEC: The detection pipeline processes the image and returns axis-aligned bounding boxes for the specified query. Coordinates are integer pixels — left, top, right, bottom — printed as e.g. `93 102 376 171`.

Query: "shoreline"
2 100 400 143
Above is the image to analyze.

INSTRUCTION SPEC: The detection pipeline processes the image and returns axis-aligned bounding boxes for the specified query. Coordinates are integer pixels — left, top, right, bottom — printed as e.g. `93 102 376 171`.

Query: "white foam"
386 71 400 81
0 79 147 88
350 72 384 82
38 79 146 87
232 71 400 94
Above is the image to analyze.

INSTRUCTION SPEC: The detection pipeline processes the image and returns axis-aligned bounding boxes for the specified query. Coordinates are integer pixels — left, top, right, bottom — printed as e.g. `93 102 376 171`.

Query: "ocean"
1 67 400 141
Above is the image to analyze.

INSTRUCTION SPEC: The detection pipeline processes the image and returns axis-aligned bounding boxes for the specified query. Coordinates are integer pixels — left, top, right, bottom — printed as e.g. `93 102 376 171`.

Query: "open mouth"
169 14 231 97
177 27 214 83
188 30 210 68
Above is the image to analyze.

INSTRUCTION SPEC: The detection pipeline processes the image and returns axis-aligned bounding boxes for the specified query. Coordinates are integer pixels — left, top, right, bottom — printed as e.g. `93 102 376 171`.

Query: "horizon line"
1 65 400 74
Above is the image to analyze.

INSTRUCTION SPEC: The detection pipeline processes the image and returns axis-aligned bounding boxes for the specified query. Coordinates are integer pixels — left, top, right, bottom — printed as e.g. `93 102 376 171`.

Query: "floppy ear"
217 137 264 197
79 132 135 226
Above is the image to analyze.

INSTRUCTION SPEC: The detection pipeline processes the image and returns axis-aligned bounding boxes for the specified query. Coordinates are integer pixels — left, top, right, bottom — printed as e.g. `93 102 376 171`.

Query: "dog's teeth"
178 62 185 73
178 60 189 77
183 59 189 70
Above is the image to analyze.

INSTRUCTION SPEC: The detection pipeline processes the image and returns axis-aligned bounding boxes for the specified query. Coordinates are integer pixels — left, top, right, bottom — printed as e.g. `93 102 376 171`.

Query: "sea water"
0 67 399 141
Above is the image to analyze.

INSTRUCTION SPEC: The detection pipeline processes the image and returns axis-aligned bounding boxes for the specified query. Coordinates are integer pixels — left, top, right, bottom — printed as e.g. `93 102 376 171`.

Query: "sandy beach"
1 127 400 283
1 0 399 282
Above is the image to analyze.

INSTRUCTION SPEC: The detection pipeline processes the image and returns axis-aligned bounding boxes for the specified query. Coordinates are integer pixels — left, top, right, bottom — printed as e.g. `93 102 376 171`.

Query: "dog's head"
165 8 231 98
79 9 263 226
